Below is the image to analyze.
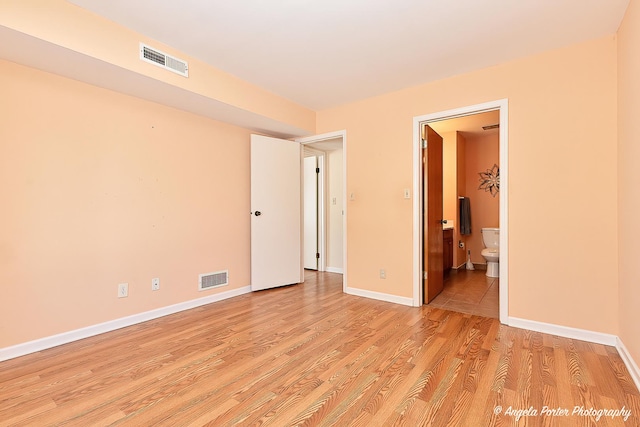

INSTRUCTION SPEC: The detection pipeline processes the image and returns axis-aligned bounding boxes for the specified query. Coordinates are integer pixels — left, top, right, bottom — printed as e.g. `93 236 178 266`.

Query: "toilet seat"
481 248 499 256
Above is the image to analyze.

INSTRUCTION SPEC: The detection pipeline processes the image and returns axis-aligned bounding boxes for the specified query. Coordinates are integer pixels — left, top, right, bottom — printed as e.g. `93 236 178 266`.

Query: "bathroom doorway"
413 100 509 323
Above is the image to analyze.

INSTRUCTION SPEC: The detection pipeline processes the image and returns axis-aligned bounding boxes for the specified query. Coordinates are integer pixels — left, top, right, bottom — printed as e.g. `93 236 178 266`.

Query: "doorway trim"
412 99 509 324
296 130 348 292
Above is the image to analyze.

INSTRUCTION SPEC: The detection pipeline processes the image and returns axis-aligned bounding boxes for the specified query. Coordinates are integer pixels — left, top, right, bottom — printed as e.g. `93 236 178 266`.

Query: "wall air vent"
140 43 189 77
198 270 229 291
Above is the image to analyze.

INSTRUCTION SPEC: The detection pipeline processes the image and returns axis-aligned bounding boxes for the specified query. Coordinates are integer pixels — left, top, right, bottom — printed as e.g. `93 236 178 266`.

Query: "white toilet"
481 228 500 278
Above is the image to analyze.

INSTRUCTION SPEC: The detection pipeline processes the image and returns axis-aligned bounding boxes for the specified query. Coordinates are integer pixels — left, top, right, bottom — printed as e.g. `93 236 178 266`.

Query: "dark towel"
459 197 471 235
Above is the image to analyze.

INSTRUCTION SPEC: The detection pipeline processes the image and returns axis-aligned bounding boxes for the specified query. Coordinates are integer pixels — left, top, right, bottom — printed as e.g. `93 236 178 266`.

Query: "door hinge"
422 138 427 149
316 253 320 259
316 167 320 174
423 271 427 280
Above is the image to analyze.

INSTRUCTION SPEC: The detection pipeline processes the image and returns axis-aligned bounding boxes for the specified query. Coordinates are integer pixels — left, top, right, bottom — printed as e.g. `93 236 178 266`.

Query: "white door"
303 156 318 269
250 134 303 291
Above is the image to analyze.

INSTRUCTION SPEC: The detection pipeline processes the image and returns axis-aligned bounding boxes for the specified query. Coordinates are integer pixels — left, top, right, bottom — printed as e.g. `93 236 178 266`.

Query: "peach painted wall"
0 60 252 347
442 131 466 267
465 133 499 265
0 0 315 134
317 36 618 334
442 132 457 224
456 133 467 267
617 0 640 372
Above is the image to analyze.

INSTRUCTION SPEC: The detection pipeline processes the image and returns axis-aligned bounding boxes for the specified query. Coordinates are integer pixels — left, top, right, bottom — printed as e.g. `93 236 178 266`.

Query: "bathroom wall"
442 131 457 223
442 132 457 225
442 131 468 268
465 133 500 264
456 132 468 267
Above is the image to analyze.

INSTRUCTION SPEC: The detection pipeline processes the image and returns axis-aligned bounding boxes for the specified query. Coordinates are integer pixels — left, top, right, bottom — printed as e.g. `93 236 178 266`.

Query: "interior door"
251 134 303 291
423 125 444 303
303 156 318 270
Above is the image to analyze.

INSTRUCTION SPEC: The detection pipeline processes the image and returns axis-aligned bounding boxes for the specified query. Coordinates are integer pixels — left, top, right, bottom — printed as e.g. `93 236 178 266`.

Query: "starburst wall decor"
478 164 500 197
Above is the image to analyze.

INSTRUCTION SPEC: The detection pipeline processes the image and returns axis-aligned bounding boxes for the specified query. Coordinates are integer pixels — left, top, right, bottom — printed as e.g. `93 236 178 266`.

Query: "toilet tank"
481 228 500 248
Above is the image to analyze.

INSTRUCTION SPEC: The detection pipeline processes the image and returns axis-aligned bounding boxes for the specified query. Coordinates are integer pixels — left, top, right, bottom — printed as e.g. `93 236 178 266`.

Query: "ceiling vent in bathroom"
140 43 189 77
482 124 500 131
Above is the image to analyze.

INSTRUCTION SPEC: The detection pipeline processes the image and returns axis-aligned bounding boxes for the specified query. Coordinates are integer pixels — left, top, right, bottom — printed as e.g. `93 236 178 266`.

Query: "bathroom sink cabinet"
443 229 453 274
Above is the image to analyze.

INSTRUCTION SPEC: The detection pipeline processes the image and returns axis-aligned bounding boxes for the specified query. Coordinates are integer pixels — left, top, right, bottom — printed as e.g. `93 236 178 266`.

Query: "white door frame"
413 99 509 324
296 130 348 292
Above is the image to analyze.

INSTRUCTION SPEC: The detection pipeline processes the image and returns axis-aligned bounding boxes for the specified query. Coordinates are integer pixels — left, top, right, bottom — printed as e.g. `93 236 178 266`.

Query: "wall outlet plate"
151 278 160 291
118 283 128 298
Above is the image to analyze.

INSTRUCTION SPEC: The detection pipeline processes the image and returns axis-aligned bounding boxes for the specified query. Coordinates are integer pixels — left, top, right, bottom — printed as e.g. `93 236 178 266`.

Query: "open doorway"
413 100 509 324
427 111 500 318
297 131 347 290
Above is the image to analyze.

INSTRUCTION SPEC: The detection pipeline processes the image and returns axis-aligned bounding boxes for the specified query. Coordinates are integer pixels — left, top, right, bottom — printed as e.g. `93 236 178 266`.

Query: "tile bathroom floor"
429 268 499 318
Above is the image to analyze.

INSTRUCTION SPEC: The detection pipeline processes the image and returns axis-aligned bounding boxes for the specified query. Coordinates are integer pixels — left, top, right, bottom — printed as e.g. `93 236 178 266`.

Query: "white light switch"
403 188 411 199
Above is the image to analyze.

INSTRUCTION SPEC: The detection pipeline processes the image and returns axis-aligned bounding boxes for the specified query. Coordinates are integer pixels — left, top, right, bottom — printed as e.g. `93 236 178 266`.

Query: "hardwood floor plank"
365 338 449 426
0 397 56 427
327 341 418 425
460 345 502 426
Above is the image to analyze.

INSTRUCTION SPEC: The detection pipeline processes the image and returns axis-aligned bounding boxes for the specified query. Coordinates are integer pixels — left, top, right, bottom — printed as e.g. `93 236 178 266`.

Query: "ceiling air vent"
199 270 229 291
140 43 188 77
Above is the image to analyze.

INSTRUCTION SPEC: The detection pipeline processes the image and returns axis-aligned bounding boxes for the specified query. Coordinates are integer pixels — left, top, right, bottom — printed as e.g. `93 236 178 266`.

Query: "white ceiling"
68 0 629 110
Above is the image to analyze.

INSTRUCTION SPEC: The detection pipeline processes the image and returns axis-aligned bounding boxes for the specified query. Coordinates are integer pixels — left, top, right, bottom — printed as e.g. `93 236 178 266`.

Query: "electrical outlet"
458 241 465 249
118 283 128 298
151 278 160 291
380 269 386 279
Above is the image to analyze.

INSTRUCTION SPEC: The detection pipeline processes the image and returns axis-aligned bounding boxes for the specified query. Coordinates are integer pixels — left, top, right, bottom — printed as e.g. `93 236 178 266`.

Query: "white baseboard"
508 317 617 346
345 286 413 307
325 267 344 274
0 285 251 362
616 338 640 393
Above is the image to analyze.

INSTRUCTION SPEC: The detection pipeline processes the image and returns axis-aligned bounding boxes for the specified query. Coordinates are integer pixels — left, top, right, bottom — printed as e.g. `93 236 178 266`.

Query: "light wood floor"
429 269 499 319
1 272 638 426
